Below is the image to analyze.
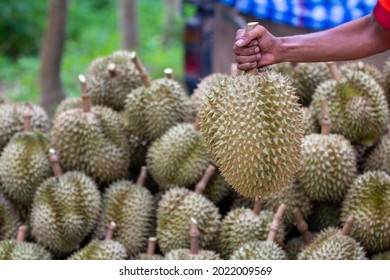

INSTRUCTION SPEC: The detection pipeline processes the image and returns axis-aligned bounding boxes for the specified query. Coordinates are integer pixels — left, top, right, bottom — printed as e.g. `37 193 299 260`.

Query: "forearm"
275 13 390 64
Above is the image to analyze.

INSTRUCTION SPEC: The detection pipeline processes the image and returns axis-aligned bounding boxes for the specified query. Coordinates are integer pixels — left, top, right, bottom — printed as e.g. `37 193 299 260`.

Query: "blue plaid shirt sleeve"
218 0 377 30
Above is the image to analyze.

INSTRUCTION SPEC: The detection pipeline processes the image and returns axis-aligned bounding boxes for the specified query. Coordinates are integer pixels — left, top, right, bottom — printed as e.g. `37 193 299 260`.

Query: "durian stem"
49 148 63 178
164 68 173 79
131 52 152 88
79 74 91 113
107 63 117 78
320 99 331 135
267 203 287 243
341 215 355 236
252 196 262 216
136 166 148 187
193 112 200 132
244 22 259 76
230 63 241 77
16 225 28 243
326 62 341 81
293 208 313 245
105 222 116 240
22 111 32 132
189 218 199 255
146 237 157 256
195 165 216 195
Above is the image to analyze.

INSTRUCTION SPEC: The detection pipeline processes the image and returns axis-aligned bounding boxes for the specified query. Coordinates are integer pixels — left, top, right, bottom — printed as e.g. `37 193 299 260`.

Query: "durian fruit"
340 171 390 254
202 172 231 205
146 116 210 190
297 216 367 260
134 237 164 260
0 111 52 206
284 209 313 259
218 198 285 259
0 225 51 260
68 222 127 260
371 251 390 260
362 131 390 174
124 54 193 142
384 58 390 99
340 61 383 87
298 100 357 203
52 97 82 121
200 32 302 198
30 149 102 255
229 204 288 260
156 166 221 254
191 73 229 113
50 75 130 185
0 193 20 241
311 62 389 146
308 202 341 232
165 218 221 260
0 102 50 152
301 107 320 135
261 180 312 232
354 143 371 173
86 50 143 111
94 167 155 257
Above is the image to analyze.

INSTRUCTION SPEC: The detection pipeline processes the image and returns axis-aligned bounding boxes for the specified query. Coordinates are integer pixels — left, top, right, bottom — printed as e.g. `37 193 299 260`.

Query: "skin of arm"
233 13 390 71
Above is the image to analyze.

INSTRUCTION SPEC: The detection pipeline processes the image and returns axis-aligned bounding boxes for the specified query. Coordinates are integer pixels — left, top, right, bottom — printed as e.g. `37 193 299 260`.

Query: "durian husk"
301 107 320 135
165 248 221 260
0 193 20 241
52 97 82 121
340 171 390 254
384 58 390 104
362 131 390 174
340 61 383 88
371 250 390 260
307 202 341 232
67 240 127 260
229 241 287 260
199 70 303 198
0 240 52 260
284 237 306 260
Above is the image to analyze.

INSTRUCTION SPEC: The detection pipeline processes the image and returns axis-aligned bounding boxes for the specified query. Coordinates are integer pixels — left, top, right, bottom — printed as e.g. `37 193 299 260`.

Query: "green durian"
384 58 390 100
31 151 101 255
52 97 82 121
284 237 305 260
311 70 389 146
308 202 341 232
156 184 221 254
0 103 50 152
301 107 320 135
134 237 164 260
340 61 383 88
202 172 231 205
218 198 285 258
0 225 51 260
298 125 357 202
230 241 287 260
87 50 143 111
0 193 20 241
362 131 390 174
199 70 302 198
297 224 366 260
68 222 127 260
124 55 193 142
50 76 130 185
0 112 51 205
147 123 210 190
340 171 390 253
371 251 390 260
95 169 155 257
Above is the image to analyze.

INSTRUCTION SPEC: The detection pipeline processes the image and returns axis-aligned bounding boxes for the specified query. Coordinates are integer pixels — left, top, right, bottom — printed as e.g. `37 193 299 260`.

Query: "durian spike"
107 63 117 78
49 148 63 178
340 215 355 236
320 99 331 135
267 203 287 243
136 166 148 187
146 237 157 256
293 208 313 245
244 22 259 76
105 221 116 240
78 74 91 113
130 51 152 88
22 110 32 132
16 225 28 243
164 68 173 79
230 63 241 77
327 62 341 81
195 165 216 195
252 196 262 216
193 112 200 132
189 218 199 255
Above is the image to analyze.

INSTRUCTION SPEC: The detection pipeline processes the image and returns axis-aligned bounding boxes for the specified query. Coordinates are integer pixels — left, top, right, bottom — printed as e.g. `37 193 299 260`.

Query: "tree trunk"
39 0 68 113
120 0 138 50
163 0 182 46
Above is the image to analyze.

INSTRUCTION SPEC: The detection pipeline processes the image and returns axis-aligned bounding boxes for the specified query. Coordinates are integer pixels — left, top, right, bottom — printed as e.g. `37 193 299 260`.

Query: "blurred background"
0 0 389 112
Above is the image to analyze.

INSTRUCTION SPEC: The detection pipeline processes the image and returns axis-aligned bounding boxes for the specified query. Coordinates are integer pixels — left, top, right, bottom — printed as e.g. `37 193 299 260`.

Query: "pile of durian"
0 49 389 260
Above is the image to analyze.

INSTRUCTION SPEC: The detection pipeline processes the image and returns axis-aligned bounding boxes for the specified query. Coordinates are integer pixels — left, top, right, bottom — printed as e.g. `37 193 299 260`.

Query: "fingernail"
236 39 244 46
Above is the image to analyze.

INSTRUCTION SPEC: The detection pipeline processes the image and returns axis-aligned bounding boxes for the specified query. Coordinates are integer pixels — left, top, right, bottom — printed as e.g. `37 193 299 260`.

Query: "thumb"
235 25 265 47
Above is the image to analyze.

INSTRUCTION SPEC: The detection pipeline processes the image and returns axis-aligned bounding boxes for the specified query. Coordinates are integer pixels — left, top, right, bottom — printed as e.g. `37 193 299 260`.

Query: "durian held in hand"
199 22 303 198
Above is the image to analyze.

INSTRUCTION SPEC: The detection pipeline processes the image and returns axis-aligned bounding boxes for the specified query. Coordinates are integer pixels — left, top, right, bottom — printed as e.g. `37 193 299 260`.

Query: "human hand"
233 25 279 70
